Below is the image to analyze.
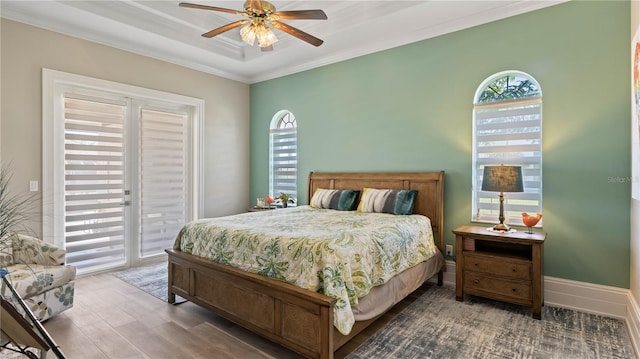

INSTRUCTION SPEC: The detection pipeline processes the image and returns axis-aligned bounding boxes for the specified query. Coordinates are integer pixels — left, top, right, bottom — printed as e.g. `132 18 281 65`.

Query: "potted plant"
278 193 295 208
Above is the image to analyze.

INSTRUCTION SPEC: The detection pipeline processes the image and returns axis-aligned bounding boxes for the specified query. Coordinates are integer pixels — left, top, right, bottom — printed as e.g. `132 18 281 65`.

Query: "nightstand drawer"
463 253 531 280
463 272 532 301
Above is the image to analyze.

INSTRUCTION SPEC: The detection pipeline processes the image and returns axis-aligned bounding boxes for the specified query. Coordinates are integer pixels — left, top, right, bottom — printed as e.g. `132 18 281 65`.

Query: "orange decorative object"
521 212 542 233
265 195 275 205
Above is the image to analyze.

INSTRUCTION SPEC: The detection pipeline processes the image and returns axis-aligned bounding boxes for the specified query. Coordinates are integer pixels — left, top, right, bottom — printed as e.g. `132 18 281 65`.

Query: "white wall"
0 19 251 236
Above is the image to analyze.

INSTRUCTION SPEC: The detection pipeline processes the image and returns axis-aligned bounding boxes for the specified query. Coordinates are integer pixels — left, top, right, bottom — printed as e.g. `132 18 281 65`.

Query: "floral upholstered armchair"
0 234 76 321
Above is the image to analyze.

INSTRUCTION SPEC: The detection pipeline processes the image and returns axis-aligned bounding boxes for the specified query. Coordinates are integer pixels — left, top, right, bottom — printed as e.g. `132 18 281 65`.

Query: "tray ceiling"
1 1 565 83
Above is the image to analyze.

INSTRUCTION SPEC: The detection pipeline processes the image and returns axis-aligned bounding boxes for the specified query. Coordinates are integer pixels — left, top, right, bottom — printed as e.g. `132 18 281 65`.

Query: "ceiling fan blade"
202 20 249 38
273 10 327 20
179 2 241 15
270 20 323 47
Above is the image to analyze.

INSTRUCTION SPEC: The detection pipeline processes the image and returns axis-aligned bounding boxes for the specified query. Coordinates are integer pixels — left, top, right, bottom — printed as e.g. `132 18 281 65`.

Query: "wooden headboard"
307 171 445 251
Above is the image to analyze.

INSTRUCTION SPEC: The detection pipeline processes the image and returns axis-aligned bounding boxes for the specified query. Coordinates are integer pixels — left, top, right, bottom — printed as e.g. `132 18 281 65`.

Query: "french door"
43 69 202 275
62 94 129 272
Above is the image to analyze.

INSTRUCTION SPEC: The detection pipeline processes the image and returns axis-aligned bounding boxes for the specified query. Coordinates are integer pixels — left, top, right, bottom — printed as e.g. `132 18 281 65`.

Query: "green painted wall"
250 1 631 288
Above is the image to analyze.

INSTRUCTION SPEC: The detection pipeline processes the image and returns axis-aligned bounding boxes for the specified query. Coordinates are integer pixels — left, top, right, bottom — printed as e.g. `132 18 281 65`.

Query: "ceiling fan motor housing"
244 1 276 17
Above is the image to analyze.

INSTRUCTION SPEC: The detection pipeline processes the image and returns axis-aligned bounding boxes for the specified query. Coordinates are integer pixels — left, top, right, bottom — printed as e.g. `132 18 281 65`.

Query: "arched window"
269 110 297 203
472 71 542 226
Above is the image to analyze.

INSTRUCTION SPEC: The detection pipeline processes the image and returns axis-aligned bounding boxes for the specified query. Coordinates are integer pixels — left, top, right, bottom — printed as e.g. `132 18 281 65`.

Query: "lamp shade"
481 165 524 193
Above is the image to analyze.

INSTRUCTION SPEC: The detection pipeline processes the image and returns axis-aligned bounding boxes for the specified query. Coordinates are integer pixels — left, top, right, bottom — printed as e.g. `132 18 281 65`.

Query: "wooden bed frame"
166 171 445 359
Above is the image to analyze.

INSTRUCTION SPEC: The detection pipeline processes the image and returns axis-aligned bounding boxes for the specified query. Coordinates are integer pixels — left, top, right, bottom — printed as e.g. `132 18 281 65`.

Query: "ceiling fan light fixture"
241 23 277 48
240 23 257 45
254 24 278 48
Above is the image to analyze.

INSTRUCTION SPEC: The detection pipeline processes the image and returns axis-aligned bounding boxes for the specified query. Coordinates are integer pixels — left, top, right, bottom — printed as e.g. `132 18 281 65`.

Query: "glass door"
62 95 129 273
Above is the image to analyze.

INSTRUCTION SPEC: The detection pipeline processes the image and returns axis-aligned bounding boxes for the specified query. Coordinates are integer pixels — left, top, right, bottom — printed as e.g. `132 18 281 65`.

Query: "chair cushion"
2 263 77 299
22 282 75 321
12 234 66 266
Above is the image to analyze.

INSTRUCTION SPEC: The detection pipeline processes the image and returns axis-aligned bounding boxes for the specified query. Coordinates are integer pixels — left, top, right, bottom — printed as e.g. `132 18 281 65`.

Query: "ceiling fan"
179 1 328 51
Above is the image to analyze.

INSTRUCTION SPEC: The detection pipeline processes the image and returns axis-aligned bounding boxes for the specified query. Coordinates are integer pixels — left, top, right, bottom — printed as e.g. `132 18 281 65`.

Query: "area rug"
113 262 186 304
347 285 635 359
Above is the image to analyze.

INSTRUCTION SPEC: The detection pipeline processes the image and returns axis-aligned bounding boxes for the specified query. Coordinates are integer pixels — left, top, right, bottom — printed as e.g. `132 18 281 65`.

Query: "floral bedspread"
174 205 437 335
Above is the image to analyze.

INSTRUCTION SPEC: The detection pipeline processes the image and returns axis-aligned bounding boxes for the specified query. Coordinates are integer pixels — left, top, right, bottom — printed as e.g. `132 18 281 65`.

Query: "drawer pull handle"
512 268 517 272
474 263 479 266
512 288 517 292
474 279 479 284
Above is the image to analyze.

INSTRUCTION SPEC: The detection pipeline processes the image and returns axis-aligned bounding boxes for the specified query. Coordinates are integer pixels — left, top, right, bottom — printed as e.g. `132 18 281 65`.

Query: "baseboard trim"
544 276 628 319
427 259 456 286
627 292 640 356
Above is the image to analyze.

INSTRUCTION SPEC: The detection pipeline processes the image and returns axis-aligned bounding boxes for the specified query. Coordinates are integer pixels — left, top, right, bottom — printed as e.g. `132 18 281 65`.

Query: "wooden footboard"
166 248 337 359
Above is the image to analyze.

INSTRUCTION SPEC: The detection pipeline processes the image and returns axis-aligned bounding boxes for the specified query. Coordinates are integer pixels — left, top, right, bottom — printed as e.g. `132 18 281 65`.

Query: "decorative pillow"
357 188 418 215
310 189 360 211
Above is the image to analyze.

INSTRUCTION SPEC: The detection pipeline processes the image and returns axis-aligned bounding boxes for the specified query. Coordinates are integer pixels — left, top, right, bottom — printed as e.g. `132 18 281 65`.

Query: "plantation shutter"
139 108 188 257
472 71 542 225
63 95 127 270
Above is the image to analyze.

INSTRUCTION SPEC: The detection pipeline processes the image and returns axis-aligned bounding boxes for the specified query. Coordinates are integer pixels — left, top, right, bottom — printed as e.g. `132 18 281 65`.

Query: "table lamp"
481 165 524 231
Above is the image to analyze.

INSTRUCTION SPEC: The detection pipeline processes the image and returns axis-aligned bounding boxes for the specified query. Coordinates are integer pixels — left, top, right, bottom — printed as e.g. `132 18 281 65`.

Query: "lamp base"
492 223 511 232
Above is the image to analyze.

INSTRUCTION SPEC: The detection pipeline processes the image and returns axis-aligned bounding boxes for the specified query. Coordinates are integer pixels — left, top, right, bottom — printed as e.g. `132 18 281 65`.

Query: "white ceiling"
1 1 565 84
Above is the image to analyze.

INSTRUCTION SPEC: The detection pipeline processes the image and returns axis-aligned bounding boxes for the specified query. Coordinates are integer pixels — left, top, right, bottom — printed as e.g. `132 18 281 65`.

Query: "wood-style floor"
30 271 431 359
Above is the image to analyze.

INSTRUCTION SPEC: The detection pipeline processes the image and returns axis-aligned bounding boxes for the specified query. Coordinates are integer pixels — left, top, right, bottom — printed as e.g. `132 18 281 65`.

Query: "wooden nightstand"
453 225 546 319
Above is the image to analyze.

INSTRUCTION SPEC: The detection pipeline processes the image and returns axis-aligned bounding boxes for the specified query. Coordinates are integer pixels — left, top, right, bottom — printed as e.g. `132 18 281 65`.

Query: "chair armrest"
11 234 66 266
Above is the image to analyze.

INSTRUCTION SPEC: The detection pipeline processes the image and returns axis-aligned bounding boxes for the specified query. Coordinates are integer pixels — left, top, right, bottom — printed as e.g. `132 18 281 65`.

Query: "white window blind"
269 112 297 201
472 72 543 226
139 108 188 257
63 95 127 270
